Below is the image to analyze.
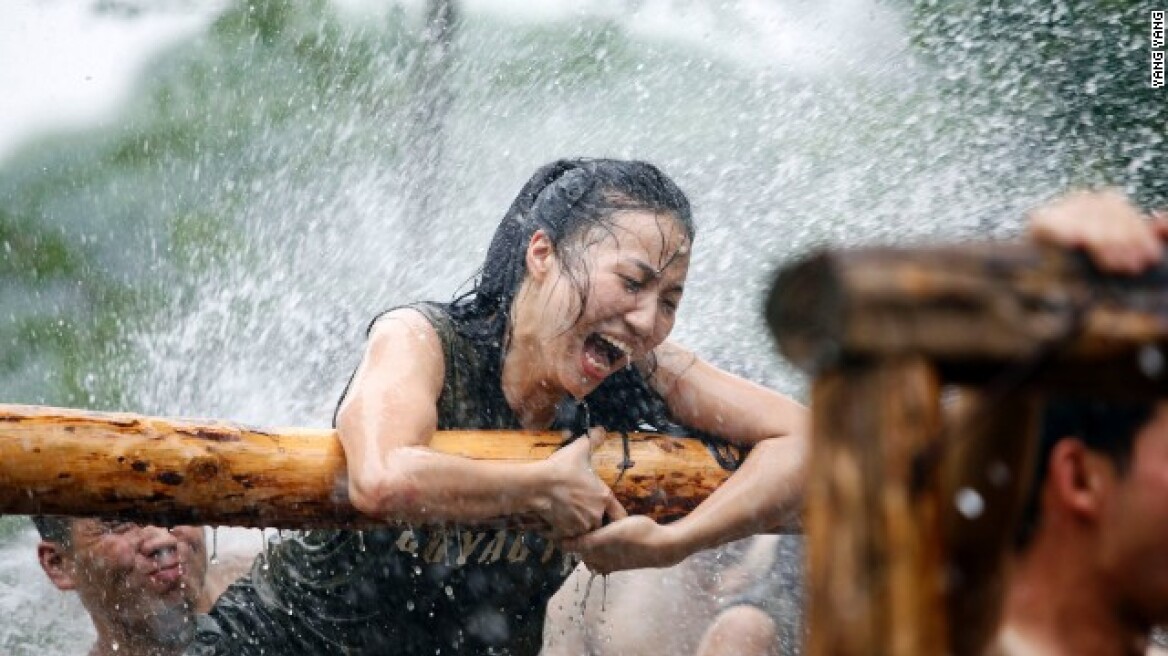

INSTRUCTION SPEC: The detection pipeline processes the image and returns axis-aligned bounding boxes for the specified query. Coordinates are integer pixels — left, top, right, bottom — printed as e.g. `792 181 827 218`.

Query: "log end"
766 250 846 374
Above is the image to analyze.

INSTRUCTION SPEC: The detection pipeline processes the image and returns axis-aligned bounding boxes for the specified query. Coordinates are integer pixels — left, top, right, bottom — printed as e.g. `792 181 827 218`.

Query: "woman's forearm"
666 435 806 556
348 446 552 524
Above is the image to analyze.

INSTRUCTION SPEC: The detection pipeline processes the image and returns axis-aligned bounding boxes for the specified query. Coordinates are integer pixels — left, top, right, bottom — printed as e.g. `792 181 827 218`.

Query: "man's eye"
102 521 137 534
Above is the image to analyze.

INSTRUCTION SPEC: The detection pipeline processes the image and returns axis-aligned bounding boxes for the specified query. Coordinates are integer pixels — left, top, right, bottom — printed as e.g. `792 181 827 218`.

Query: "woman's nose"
625 294 658 338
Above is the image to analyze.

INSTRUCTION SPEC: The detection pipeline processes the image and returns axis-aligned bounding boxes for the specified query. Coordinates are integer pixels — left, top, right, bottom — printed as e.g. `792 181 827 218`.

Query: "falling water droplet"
987 461 1011 488
358 530 366 552
580 570 600 613
111 641 120 652
955 487 985 519
406 600 415 611
1139 344 1164 379
210 527 219 565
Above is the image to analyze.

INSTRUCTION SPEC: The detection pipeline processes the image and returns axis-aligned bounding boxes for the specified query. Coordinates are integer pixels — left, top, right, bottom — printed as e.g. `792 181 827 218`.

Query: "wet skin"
1097 402 1168 628
339 200 806 565
506 209 691 411
39 521 207 654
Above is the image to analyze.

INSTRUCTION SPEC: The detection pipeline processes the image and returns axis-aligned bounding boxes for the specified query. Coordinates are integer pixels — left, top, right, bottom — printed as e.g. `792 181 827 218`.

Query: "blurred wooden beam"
804 357 946 656
768 243 1168 396
769 241 1168 655
940 391 1041 656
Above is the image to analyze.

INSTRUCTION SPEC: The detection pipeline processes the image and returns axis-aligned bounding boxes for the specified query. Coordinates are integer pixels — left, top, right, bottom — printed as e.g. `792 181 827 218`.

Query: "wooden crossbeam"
766 242 1167 656
0 404 730 530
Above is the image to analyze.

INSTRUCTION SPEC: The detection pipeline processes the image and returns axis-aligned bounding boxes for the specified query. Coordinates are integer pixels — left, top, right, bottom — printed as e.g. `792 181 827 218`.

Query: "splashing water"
0 0 1105 653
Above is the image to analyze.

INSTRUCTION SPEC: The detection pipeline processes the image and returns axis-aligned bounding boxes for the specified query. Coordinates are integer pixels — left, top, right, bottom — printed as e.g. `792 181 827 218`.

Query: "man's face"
1097 402 1168 626
56 521 207 644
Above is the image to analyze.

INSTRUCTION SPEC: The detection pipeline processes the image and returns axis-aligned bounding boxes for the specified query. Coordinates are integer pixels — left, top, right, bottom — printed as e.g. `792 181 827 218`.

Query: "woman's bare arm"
647 341 806 448
564 343 807 571
337 308 620 535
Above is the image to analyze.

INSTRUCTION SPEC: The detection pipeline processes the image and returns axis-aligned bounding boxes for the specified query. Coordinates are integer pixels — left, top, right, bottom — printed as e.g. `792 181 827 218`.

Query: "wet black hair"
31 515 74 546
1014 397 1156 550
446 158 697 433
449 158 694 342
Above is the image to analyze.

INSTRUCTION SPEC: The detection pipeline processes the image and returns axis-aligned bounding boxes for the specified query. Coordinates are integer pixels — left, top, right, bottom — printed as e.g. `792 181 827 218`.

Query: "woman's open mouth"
581 332 632 381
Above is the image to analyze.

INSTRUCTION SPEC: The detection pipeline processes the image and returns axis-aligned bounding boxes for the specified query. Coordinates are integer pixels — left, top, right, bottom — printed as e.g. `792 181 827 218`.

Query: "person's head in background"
1003 397 1168 655
34 516 208 656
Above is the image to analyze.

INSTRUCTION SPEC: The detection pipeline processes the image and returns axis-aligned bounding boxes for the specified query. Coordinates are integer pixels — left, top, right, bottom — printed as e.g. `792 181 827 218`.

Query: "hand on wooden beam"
1027 188 1168 275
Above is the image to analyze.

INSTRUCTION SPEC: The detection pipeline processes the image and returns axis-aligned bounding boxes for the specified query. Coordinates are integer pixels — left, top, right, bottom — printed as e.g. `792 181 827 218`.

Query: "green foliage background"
912 0 1166 207
0 0 418 409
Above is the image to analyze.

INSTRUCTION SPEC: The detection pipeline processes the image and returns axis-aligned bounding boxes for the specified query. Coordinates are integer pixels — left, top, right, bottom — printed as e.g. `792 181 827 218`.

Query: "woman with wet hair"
188 158 807 655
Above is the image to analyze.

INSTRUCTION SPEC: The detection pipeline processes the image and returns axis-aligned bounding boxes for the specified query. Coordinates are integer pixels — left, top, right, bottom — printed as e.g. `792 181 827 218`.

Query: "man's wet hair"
1014 397 1156 549
31 515 74 546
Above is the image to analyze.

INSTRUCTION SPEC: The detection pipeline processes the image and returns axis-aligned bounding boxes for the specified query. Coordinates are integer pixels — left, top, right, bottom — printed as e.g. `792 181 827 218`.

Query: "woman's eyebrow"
627 259 659 280
625 258 685 293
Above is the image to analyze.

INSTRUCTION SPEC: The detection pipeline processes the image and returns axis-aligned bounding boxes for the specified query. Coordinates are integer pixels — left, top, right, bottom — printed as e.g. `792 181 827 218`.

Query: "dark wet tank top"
187 303 579 655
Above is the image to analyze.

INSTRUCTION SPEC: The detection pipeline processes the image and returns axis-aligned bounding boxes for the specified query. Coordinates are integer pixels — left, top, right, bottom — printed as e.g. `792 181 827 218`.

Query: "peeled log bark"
0 404 731 529
768 244 1168 396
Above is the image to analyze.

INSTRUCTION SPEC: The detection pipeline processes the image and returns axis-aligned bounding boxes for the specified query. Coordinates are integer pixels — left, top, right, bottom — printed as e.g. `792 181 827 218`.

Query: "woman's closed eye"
620 275 645 293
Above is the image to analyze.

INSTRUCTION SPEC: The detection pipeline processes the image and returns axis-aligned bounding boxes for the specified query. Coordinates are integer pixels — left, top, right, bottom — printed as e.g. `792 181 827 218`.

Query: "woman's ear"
37 542 78 591
525 229 557 282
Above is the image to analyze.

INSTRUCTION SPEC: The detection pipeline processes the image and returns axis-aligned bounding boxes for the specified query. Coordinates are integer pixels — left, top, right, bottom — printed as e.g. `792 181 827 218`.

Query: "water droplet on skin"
955 487 985 519
1139 344 1164 379
111 641 119 651
987 461 1011 488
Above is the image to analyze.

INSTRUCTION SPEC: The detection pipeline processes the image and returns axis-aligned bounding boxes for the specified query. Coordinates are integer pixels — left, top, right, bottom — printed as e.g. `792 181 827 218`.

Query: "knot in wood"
188 456 221 483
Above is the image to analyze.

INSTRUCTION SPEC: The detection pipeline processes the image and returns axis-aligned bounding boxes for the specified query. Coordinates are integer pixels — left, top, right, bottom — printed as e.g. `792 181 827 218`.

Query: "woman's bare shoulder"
350 307 446 402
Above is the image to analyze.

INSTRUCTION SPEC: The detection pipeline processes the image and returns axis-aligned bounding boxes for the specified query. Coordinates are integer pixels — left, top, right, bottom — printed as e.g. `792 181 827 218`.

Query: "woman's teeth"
599 335 632 358
585 350 608 372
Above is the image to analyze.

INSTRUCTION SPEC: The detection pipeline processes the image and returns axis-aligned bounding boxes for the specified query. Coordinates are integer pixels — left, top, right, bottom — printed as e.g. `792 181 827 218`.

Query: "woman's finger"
604 493 628 522
586 426 608 452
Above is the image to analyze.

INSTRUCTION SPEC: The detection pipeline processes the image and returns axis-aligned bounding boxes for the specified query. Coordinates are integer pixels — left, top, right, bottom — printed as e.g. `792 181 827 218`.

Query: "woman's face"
524 210 691 399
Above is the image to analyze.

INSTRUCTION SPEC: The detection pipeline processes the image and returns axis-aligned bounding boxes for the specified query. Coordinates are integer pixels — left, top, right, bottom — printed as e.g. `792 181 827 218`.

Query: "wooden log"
0 403 731 530
939 391 1041 656
804 357 946 656
768 244 1168 396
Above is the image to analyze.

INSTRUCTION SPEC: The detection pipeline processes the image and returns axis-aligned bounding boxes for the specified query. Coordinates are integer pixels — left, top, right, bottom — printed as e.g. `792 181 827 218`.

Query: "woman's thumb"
586 426 609 452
